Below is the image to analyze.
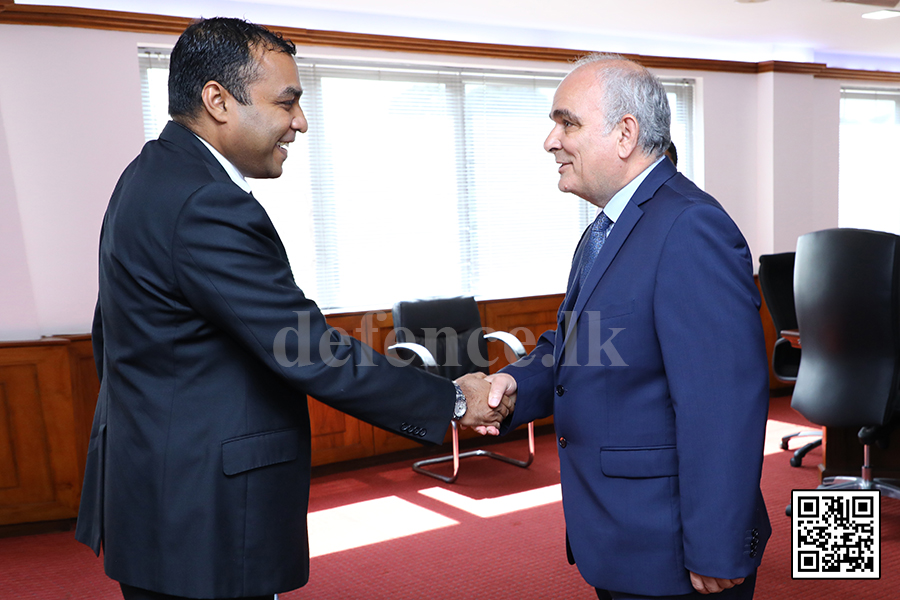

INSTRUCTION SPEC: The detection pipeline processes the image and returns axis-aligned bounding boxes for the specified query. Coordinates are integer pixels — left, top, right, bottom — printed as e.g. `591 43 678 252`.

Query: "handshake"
453 372 518 436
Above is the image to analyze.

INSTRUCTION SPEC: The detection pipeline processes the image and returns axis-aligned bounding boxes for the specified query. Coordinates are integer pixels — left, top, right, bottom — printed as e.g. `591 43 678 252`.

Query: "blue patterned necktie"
579 211 612 288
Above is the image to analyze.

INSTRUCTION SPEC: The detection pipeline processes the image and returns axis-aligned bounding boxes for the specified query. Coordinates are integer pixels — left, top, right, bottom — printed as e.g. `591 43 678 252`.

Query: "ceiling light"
862 9 900 17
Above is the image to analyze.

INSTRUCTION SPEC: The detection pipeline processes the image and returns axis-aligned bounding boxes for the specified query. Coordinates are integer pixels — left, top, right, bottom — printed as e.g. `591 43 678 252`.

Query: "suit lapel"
561 201 643 346
557 159 677 358
553 225 592 367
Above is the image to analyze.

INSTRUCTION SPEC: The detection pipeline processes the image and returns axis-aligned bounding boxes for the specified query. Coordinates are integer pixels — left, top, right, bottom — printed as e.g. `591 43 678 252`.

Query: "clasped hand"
453 372 518 436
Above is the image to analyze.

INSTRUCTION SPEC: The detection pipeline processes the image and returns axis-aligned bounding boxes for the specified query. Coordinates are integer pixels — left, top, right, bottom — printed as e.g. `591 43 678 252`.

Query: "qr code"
792 490 880 579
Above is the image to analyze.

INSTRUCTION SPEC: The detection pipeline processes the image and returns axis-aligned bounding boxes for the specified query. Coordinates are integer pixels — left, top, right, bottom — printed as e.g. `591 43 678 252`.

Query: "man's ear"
616 114 640 159
201 81 230 124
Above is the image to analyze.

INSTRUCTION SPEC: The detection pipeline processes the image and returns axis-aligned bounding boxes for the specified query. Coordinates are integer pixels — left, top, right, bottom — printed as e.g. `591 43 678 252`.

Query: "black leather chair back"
759 252 802 380
792 228 900 427
392 296 490 380
759 252 798 334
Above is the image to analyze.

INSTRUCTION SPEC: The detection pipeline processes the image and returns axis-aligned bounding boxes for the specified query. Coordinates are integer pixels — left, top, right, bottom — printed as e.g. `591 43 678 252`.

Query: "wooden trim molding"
0 4 192 33
757 60 828 76
813 66 900 83
4 3 900 82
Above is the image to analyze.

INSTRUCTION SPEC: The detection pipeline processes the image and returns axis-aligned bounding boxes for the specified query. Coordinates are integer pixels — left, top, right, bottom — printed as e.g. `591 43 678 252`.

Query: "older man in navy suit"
485 55 771 599
75 17 509 600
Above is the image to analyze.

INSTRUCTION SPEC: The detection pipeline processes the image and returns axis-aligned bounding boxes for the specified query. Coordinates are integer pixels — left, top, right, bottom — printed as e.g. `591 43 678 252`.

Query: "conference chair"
758 252 821 467
790 228 900 501
389 296 534 483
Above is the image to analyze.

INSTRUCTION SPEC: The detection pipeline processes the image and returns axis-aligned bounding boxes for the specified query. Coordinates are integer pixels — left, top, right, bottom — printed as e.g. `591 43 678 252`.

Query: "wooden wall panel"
0 341 82 525
307 312 377 466
483 294 563 430
56 335 100 477
0 380 16 490
483 294 563 371
362 309 437 455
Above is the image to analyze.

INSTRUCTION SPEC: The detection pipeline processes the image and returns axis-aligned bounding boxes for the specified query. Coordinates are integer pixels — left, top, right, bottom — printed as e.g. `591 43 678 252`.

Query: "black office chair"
758 252 821 467
791 228 900 500
389 296 534 483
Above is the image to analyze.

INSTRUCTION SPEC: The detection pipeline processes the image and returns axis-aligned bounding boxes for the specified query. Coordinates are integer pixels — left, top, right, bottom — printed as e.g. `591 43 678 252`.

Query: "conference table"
778 328 900 480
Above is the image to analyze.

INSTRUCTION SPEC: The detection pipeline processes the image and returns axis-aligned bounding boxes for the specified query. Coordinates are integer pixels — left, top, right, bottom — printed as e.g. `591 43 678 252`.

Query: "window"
840 87 900 234
139 50 696 311
666 80 694 180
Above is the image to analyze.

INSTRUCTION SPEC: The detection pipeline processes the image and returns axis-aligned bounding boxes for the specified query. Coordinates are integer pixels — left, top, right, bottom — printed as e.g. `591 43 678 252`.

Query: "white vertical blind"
138 51 171 143
666 79 694 178
139 50 696 311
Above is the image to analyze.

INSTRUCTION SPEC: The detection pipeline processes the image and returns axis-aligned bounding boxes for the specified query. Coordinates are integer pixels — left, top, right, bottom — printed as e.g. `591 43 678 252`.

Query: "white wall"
0 25 177 340
0 108 41 340
770 73 841 253
0 23 856 340
691 70 768 260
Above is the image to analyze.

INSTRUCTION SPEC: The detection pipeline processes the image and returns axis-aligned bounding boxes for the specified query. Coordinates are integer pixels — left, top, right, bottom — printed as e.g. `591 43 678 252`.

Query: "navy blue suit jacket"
502 158 771 596
75 121 455 598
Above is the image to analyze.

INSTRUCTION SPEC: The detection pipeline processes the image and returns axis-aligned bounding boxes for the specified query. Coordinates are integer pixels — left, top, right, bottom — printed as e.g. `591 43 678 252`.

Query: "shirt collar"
600 156 665 223
194 134 253 194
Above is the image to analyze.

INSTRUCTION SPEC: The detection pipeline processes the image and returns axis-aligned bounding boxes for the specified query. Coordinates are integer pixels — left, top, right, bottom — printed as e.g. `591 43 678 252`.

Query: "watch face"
454 392 467 419
455 397 466 418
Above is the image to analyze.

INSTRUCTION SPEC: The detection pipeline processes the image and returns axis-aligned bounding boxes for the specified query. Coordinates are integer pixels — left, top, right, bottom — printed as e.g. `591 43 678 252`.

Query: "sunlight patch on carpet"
419 484 562 518
308 496 459 557
765 418 821 456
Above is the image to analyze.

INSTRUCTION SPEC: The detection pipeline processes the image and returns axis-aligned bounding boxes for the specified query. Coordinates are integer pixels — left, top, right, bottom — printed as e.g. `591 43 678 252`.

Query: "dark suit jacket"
75 121 454 598
502 158 771 596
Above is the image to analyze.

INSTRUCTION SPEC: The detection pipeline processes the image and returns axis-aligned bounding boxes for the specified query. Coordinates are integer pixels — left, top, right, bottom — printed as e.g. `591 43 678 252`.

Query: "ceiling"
28 0 900 71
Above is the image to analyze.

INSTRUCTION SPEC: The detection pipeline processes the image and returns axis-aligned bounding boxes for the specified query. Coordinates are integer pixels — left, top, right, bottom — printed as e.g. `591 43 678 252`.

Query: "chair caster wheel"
785 504 792 517
790 456 803 467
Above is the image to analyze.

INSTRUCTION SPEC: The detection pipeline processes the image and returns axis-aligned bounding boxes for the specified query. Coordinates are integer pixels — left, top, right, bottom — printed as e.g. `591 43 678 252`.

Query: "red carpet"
1 397 898 599
757 396 900 599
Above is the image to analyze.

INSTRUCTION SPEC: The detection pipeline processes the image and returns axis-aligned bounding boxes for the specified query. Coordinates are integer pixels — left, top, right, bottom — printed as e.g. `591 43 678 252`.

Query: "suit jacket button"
749 550 757 558
559 436 567 448
419 428 426 437
556 385 566 396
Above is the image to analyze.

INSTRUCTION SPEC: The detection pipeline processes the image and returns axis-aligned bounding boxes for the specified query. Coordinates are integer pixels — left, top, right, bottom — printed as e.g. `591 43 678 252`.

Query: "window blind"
138 50 696 312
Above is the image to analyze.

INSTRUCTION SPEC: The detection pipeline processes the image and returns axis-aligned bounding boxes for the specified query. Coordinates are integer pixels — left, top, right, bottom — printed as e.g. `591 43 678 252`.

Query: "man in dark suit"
75 17 509 600
483 55 771 599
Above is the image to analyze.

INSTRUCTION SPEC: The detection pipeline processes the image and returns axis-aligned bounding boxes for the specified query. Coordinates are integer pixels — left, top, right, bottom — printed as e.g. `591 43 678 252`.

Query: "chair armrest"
484 331 527 360
388 342 438 370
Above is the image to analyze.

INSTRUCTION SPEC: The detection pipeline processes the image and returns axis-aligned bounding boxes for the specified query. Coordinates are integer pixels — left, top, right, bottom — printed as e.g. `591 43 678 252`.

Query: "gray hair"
573 53 671 159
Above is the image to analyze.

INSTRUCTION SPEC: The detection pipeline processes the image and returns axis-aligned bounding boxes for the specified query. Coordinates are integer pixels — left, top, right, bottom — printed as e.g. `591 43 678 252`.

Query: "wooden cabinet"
0 339 85 526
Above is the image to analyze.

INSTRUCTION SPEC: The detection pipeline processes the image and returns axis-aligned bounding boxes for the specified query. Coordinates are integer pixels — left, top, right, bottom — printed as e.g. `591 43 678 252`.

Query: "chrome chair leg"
412 421 535 484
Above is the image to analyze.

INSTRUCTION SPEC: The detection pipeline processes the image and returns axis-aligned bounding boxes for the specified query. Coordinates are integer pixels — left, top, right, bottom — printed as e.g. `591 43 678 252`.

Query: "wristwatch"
452 382 467 421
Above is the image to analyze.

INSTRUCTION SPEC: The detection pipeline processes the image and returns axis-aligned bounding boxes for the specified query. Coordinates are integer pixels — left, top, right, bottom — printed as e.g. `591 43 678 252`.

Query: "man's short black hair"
665 141 678 167
168 17 296 122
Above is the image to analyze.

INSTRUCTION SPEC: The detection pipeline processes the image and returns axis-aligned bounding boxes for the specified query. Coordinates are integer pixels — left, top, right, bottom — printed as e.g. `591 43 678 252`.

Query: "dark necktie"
579 211 612 288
